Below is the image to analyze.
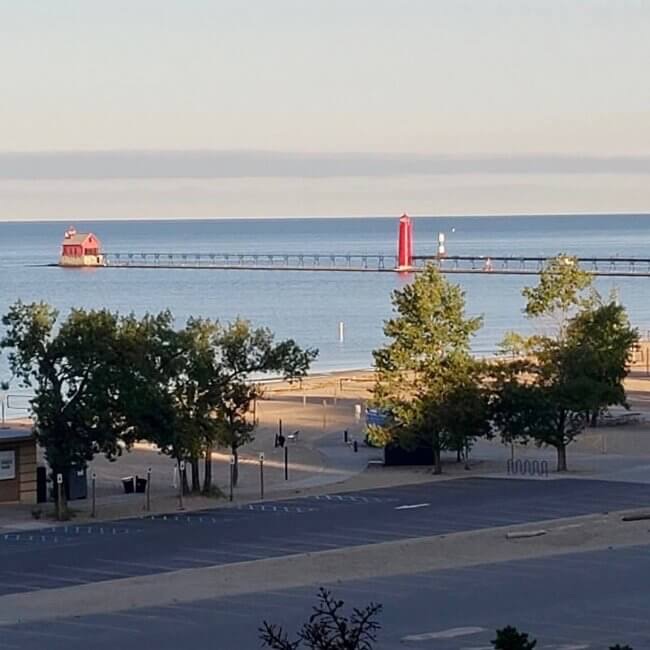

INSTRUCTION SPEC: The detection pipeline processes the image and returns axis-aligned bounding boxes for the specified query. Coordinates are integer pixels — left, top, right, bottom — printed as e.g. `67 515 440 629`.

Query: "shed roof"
62 232 97 246
0 424 34 444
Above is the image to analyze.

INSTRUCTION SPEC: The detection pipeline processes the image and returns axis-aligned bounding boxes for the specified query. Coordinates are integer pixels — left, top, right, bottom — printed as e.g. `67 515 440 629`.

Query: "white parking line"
55 618 145 634
395 503 430 510
96 559 180 572
48 564 132 578
402 627 486 641
4 569 86 585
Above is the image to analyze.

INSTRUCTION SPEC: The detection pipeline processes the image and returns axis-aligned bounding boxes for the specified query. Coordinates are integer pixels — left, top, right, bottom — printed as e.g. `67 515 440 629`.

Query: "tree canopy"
372 265 489 473
491 258 638 471
0 301 317 513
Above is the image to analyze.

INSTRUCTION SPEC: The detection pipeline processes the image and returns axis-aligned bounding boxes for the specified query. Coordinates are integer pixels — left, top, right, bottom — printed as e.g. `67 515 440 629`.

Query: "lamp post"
0 381 10 429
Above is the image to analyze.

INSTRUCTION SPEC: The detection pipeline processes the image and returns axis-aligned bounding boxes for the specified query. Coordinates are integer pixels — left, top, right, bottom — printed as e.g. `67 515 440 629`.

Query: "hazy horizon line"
1 150 649 180
2 211 650 225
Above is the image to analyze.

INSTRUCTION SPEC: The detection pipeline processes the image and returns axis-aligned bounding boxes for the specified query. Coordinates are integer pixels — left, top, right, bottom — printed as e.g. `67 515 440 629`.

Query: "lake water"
1 215 650 379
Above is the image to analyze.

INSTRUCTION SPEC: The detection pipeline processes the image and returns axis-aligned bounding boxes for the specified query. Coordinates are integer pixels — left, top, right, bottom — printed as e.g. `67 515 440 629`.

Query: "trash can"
66 466 88 500
36 466 48 503
121 476 135 494
135 476 147 493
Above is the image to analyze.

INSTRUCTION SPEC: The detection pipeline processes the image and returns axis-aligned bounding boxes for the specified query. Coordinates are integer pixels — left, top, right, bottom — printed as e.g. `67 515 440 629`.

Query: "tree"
373 264 486 473
1 302 127 517
492 626 537 650
212 319 317 487
260 588 382 650
521 254 594 327
492 257 638 472
117 311 201 492
564 301 639 425
439 365 492 468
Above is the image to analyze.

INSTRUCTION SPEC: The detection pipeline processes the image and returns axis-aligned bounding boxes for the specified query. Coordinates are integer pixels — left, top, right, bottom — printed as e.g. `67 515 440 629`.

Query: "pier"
102 251 650 277
57 217 650 277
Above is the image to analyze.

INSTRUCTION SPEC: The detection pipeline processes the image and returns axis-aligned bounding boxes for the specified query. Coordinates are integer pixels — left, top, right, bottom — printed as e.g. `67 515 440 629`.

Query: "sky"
0 0 649 219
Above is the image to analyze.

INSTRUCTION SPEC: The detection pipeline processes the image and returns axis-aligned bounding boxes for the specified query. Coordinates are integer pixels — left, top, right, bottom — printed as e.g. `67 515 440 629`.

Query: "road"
1 477 650 595
3 540 650 648
3 477 650 648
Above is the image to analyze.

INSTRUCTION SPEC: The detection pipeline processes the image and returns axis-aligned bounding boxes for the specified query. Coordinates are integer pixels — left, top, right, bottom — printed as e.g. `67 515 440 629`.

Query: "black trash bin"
36 466 48 503
121 476 135 494
135 476 147 493
66 466 88 500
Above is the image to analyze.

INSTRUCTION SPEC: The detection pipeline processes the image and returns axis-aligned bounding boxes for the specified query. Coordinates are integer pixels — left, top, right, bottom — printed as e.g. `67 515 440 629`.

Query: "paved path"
2 477 650 597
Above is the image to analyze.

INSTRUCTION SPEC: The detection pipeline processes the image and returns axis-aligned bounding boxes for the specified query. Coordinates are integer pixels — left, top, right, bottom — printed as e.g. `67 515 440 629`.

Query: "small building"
0 424 37 504
59 226 105 267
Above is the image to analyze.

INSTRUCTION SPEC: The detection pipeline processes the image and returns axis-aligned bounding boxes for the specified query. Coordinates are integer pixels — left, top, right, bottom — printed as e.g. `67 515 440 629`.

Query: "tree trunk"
182 463 190 495
232 446 239 487
556 444 568 472
190 456 201 493
456 448 462 463
432 432 442 474
590 410 599 428
202 446 213 495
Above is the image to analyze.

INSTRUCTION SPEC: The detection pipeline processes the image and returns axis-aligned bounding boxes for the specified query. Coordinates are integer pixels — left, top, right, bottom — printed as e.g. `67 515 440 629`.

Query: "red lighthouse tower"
397 213 413 270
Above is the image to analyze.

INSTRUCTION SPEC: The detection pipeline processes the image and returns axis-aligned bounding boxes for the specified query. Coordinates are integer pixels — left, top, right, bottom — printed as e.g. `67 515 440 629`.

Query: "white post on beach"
322 399 327 430
178 460 185 511
302 393 307 407
354 404 362 422
338 321 344 343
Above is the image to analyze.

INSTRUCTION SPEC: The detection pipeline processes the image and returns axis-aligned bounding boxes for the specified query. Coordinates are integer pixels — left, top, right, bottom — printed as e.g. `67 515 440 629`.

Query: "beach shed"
0 424 37 504
59 226 104 267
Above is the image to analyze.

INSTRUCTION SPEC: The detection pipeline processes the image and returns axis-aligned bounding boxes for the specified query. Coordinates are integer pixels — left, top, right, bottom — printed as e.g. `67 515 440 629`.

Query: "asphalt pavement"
2 477 650 597
3 542 650 649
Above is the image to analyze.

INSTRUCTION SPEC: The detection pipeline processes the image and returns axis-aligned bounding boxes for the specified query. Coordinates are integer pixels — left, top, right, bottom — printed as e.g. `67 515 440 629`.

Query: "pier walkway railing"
103 252 650 276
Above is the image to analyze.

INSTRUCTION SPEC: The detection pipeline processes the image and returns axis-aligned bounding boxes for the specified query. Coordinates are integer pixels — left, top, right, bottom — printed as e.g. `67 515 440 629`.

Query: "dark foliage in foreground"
259 588 382 650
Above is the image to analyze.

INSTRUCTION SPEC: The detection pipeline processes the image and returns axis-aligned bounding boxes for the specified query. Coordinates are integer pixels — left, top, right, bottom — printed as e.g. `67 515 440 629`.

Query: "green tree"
491 626 536 650
492 302 638 471
373 264 486 474
440 366 492 468
564 301 639 425
213 319 317 487
1 302 126 517
521 254 594 325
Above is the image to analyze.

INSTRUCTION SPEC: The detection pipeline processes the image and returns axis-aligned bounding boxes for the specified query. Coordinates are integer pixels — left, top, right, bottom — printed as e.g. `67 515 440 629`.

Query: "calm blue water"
1 215 650 379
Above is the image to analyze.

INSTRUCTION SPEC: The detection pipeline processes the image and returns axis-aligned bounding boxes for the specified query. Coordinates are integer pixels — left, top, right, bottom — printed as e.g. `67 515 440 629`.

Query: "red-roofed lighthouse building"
59 227 105 267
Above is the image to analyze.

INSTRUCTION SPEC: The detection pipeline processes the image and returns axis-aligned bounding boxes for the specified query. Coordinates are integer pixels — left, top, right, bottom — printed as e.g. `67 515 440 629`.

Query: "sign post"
145 467 152 512
259 452 265 500
91 471 97 518
284 446 289 481
178 460 185 510
56 473 63 520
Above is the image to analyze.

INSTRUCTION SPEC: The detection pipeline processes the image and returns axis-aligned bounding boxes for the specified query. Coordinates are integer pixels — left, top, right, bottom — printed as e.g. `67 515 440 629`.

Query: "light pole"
259 453 264 500
0 381 9 429
229 455 235 502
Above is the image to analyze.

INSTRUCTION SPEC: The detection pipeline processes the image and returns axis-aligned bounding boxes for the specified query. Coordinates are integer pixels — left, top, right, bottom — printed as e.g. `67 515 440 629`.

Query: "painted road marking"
402 627 486 641
312 494 398 504
395 503 430 510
